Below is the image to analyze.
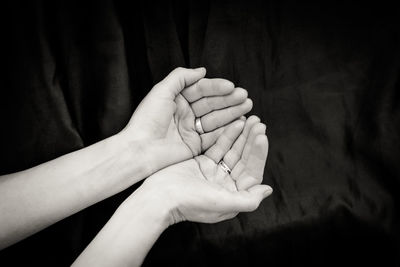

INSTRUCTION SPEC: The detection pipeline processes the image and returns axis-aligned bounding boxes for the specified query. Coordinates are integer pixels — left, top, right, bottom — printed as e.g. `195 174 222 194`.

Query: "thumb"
155 67 206 99
248 184 273 199
224 184 273 213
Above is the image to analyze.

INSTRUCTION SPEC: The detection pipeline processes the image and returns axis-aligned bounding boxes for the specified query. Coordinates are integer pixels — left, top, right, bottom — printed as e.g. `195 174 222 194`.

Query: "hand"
73 117 271 267
118 67 252 174
141 116 271 224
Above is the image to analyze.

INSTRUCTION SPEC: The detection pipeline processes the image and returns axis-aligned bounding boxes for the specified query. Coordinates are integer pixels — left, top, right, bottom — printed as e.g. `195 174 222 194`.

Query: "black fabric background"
0 1 399 266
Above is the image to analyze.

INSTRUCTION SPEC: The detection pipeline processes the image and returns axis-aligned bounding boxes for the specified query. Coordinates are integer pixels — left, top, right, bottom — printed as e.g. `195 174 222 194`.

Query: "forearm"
72 183 171 267
0 133 148 249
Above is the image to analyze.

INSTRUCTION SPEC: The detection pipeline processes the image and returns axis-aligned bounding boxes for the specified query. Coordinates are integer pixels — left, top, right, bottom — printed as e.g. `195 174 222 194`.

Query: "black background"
0 1 399 266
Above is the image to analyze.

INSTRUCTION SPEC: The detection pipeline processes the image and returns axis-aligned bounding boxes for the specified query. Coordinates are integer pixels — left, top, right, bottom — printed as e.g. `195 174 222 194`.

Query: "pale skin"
73 117 271 266
0 67 272 266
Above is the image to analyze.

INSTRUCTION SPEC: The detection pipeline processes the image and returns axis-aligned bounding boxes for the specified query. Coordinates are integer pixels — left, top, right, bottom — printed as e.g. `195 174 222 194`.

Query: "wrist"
117 129 193 179
111 131 152 176
73 181 172 267
119 180 174 229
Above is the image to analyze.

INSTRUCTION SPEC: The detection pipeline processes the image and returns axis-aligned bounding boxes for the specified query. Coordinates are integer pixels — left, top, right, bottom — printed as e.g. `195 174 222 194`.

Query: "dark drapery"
0 1 399 266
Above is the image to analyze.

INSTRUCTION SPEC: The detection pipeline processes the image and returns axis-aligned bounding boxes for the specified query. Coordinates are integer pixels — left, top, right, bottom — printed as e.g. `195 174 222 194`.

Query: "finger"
181 78 235 103
221 184 273 212
205 120 244 163
201 127 225 152
230 121 266 180
223 174 238 192
191 88 248 117
242 115 261 137
236 135 269 190
230 160 246 181
200 117 246 152
154 67 206 99
201 98 253 132
246 134 269 180
217 212 239 222
213 169 238 192
223 115 260 169
242 122 266 162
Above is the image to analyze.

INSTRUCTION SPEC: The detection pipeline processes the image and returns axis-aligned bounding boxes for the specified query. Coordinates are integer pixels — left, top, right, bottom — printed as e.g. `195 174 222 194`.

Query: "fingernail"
194 67 206 72
263 186 273 197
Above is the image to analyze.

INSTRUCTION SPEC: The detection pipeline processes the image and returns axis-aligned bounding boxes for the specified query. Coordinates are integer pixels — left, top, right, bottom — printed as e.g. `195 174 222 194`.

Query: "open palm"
144 116 271 224
121 68 252 165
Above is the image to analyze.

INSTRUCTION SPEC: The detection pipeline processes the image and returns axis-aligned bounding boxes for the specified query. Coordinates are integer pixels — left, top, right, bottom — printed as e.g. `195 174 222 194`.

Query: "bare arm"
0 133 147 249
73 117 272 267
72 182 171 267
0 67 252 250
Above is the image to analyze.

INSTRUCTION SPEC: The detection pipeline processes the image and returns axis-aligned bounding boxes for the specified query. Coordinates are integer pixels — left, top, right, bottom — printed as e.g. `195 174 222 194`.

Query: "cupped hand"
142 116 272 225
119 67 252 174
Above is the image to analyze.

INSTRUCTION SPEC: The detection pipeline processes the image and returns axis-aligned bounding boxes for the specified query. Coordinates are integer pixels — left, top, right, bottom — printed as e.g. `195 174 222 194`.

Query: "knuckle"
228 105 238 119
205 97 215 112
221 94 230 107
198 78 210 89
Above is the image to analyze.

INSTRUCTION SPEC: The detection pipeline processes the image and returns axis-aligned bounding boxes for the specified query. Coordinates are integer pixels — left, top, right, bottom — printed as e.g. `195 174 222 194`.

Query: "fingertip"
190 67 206 81
162 67 206 96
234 88 248 100
248 184 273 198
250 122 266 136
263 185 273 198
248 115 260 124
232 119 245 131
243 98 253 113
242 115 260 135
254 134 268 146
224 80 235 90
238 119 245 127
246 98 253 108
194 67 206 75
260 123 267 133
